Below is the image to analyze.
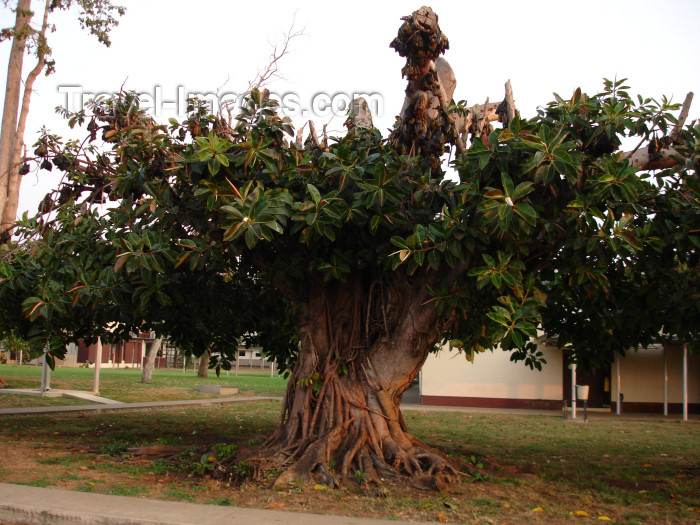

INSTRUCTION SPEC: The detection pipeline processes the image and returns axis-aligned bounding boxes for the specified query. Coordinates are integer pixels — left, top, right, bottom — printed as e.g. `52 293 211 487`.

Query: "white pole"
270 359 274 378
40 346 50 393
419 370 423 405
93 339 102 395
571 363 577 420
663 347 668 417
235 353 239 377
683 344 688 422
616 355 622 415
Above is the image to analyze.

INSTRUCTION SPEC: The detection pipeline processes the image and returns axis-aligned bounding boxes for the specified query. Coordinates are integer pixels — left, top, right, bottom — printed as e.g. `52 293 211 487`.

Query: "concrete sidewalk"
0 483 430 525
1 388 121 404
1 393 695 421
0 395 282 415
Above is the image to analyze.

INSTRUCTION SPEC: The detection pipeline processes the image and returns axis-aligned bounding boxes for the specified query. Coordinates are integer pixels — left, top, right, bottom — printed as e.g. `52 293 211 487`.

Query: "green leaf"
553 148 572 164
486 312 509 326
514 203 537 226
390 236 408 249
511 182 534 201
0 260 10 277
307 184 321 205
483 189 504 199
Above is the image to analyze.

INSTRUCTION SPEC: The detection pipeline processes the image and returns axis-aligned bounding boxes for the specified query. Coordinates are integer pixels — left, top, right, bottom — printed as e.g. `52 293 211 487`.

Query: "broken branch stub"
345 97 374 133
389 6 518 167
389 6 456 174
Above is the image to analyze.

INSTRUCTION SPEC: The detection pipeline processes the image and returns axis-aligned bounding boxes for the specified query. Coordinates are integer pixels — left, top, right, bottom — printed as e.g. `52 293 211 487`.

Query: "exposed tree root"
210 271 458 490
213 363 459 490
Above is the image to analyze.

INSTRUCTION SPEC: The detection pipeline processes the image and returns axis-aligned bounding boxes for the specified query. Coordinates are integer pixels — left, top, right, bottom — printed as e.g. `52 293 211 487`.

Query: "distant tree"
197 349 209 378
0 6 697 489
0 0 125 242
141 336 161 384
0 328 29 362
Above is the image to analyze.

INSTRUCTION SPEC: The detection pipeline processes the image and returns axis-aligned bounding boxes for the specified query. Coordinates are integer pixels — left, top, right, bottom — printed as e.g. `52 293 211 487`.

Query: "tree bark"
141 337 162 384
0 0 33 240
215 271 459 489
2 0 51 236
2 0 51 237
625 147 683 171
197 349 209 378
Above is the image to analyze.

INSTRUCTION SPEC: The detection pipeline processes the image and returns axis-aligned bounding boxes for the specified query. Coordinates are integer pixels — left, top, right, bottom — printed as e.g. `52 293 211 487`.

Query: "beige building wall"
421 344 564 408
612 345 700 405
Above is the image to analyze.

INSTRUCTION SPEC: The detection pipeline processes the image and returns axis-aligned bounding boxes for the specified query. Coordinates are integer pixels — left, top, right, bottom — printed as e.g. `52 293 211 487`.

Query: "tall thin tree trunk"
197 349 210 378
0 0 32 239
141 337 162 384
2 0 51 235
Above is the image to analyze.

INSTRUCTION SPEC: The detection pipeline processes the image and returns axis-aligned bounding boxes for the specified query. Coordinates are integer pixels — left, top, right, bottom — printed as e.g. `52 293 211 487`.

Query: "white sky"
1 0 699 217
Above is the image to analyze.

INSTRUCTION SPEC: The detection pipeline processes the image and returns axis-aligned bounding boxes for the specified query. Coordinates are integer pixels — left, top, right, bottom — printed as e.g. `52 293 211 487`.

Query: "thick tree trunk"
0 0 32 240
141 337 162 384
197 349 209 378
216 271 459 489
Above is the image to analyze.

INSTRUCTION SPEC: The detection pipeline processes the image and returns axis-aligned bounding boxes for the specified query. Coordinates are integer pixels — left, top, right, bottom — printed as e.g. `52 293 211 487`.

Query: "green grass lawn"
0 400 697 524
1 364 698 523
0 363 288 405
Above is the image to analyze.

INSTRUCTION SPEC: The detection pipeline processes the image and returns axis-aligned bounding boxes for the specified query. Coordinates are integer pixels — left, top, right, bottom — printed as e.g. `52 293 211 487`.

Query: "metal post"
616 355 621 415
93 339 102 395
270 359 274 378
683 343 688 422
571 363 577 420
40 347 50 393
418 370 423 405
235 353 239 377
663 347 668 417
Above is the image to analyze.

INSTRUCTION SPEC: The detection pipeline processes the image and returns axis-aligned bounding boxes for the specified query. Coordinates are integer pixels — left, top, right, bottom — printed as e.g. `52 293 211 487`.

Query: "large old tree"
0 7 698 488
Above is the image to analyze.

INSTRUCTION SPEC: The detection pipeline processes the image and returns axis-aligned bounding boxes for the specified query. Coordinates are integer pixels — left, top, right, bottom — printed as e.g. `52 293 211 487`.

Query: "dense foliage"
0 77 697 373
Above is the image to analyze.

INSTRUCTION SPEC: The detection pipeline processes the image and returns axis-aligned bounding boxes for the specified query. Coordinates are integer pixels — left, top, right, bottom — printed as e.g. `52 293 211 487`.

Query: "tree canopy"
0 5 697 487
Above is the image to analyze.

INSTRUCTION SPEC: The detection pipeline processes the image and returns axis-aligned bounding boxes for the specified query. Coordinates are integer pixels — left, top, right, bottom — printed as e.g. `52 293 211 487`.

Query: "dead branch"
251 15 305 91
625 147 684 170
672 91 694 141
623 91 694 170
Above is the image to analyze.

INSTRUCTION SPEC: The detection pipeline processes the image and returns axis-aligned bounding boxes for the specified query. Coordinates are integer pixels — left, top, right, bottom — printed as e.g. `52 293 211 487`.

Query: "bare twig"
251 14 306 91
